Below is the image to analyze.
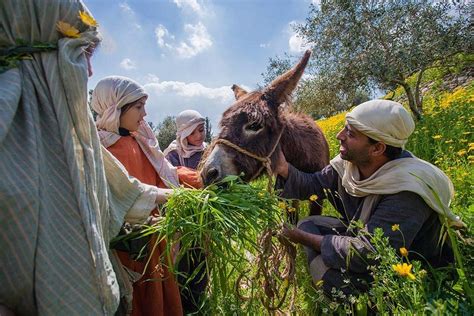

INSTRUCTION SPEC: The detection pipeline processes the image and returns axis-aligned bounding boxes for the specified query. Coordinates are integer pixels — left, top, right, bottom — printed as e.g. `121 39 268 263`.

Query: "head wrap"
164 110 206 162
91 76 179 187
91 76 147 133
345 100 415 149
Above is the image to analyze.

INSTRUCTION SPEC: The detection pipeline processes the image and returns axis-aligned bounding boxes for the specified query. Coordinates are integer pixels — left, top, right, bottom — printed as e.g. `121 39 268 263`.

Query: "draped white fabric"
0 1 155 314
330 154 463 227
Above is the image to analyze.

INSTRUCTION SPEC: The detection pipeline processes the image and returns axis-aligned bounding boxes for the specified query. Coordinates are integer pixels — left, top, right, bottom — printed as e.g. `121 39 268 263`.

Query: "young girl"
91 76 200 316
164 110 207 170
164 110 208 313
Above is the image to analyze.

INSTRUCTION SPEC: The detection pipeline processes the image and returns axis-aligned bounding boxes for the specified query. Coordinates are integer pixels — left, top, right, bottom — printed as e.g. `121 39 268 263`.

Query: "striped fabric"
0 1 154 314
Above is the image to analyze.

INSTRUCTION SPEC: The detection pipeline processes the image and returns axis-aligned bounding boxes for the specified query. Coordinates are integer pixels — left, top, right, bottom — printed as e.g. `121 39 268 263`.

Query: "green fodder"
124 176 305 314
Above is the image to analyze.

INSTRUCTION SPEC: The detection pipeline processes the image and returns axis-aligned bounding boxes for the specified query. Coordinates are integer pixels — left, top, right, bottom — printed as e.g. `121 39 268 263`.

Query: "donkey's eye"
245 122 263 132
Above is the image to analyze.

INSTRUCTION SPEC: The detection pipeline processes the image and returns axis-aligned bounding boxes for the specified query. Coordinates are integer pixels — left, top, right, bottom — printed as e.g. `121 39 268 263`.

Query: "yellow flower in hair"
391 224 400 232
57 21 80 38
309 194 318 202
399 247 408 257
79 10 98 27
392 263 416 280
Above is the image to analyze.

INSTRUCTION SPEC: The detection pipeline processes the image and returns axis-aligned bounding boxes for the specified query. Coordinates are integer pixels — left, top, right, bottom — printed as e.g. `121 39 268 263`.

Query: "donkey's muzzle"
201 166 221 186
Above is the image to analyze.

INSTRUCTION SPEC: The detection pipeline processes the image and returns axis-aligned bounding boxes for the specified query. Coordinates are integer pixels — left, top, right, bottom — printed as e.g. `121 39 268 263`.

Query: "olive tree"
296 0 472 119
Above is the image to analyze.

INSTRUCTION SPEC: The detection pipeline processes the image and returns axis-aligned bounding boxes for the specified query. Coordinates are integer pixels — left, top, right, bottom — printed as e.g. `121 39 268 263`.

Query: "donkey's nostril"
204 167 219 185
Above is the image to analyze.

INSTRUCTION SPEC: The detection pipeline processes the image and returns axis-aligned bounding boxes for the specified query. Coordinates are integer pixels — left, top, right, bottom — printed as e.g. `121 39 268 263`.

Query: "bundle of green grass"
111 176 296 313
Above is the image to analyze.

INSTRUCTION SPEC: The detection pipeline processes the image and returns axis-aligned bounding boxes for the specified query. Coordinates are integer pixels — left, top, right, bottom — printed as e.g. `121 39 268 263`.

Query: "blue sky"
86 0 319 132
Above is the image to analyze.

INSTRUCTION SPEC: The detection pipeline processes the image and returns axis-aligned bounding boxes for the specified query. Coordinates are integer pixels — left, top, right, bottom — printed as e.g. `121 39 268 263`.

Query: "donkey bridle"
212 126 285 191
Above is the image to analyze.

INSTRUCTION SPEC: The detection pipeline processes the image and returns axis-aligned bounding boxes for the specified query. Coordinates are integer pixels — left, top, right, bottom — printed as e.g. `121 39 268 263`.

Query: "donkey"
200 50 330 216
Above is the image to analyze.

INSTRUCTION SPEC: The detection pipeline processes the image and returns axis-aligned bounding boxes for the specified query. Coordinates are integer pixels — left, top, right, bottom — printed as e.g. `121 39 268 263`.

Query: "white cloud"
142 78 237 130
259 42 270 48
144 80 233 102
119 2 142 30
155 25 174 48
144 74 160 83
311 0 321 6
176 22 213 58
173 0 204 15
288 22 311 53
120 58 137 70
119 2 134 14
154 22 212 58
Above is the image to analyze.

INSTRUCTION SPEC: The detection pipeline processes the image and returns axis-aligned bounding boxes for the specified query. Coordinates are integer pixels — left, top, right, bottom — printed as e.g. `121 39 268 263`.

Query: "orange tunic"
108 136 183 316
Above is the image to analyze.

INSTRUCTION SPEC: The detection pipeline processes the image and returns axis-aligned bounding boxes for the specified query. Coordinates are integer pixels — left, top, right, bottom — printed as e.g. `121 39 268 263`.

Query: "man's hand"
280 223 301 244
280 222 323 252
273 149 289 179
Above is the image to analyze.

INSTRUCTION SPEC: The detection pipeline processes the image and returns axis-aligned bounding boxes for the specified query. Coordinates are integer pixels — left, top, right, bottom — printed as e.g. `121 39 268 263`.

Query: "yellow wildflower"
432 135 442 140
391 224 400 232
399 247 408 257
468 143 474 152
444 139 453 144
278 201 287 210
457 149 467 156
309 194 318 202
392 263 416 280
258 192 265 198
79 10 98 27
56 21 80 38
288 207 296 213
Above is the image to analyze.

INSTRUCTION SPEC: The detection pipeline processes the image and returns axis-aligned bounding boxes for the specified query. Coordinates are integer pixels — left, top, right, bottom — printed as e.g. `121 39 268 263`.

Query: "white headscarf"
330 99 463 227
91 76 179 187
346 99 415 149
164 110 206 162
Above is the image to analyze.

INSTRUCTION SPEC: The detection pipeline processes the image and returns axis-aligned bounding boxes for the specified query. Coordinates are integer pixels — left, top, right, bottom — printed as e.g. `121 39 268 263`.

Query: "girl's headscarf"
91 76 179 187
164 110 207 163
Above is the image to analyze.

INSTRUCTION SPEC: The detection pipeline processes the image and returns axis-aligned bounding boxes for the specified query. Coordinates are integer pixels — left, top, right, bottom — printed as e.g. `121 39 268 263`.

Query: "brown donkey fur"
201 50 329 215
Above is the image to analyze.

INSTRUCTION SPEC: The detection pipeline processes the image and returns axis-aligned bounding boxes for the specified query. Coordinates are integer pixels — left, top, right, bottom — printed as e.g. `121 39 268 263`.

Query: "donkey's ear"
231 84 248 100
263 49 311 107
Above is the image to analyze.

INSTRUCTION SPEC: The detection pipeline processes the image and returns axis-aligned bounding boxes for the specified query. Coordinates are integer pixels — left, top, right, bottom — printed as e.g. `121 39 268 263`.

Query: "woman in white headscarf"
91 76 206 316
164 110 207 170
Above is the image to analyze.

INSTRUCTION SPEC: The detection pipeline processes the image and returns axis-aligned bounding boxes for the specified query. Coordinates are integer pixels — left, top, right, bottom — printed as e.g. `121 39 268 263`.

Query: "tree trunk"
414 68 426 115
400 81 422 121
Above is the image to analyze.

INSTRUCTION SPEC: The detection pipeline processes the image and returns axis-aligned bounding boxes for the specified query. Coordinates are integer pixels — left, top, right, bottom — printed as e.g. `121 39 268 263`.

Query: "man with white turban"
274 99 462 298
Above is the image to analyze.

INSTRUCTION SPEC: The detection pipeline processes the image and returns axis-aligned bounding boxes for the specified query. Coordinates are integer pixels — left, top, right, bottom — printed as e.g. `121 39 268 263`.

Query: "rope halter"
212 126 285 192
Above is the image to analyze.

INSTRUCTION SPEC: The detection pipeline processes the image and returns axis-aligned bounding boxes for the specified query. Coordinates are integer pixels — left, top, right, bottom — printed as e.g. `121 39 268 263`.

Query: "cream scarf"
330 154 463 227
91 76 179 187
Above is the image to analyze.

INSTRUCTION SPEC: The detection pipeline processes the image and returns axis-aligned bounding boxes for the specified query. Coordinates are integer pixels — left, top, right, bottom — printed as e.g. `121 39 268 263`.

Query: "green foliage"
293 0 472 118
204 116 213 143
156 115 176 149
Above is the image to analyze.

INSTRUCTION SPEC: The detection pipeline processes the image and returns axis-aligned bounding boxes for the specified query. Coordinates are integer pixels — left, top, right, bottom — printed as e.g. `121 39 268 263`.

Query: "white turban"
164 110 206 160
91 76 179 187
346 100 415 149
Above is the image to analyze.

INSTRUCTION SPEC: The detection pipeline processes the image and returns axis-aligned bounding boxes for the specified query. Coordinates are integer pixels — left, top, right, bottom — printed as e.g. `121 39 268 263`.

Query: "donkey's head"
201 50 311 185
